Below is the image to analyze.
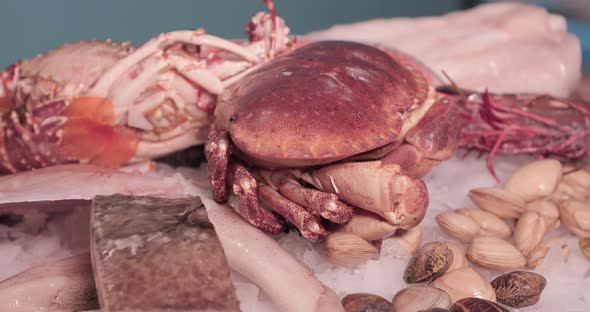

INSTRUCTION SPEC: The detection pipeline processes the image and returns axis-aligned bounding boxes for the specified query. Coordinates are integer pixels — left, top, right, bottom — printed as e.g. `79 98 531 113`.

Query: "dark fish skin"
91 194 240 312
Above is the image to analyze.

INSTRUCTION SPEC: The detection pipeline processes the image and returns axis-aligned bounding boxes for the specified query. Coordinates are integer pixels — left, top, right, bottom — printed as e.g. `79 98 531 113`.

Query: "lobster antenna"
441 70 464 98
262 0 277 57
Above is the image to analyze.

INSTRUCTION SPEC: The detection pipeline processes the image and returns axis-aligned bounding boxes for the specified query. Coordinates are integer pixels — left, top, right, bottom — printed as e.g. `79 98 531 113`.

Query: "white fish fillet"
305 2 582 97
0 164 188 205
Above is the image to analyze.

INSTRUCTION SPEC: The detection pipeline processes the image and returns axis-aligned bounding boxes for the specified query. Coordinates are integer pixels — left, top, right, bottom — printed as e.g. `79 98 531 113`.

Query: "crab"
205 40 461 241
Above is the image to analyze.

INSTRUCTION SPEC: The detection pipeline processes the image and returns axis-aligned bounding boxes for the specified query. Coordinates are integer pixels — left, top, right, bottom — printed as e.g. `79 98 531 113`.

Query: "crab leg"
278 177 354 224
303 160 428 229
230 164 284 234
205 129 231 203
259 184 328 241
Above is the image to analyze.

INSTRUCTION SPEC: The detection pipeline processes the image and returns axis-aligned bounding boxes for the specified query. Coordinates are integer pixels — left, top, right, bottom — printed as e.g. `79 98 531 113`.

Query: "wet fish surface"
91 194 240 311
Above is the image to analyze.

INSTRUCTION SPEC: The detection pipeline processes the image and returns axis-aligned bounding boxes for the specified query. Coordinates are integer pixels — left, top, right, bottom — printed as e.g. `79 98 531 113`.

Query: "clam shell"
559 200 590 237
340 210 398 241
392 286 451 312
403 241 453 283
468 187 526 219
430 267 496 303
445 242 469 272
449 298 508 312
391 226 422 254
562 166 590 189
466 236 526 271
526 200 560 232
455 208 512 239
580 238 590 261
342 293 392 312
491 271 546 308
436 212 480 242
504 159 562 202
324 233 379 266
513 211 546 256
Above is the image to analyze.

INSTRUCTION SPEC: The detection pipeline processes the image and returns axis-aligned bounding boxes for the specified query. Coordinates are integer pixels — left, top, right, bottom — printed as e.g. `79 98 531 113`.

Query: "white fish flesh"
306 2 582 97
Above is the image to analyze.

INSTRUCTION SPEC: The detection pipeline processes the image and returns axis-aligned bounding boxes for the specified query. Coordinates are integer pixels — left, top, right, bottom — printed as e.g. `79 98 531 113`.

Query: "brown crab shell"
215 41 429 168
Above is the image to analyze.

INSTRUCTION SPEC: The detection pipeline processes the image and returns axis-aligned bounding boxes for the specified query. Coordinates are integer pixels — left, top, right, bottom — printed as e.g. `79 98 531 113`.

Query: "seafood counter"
0 1 589 312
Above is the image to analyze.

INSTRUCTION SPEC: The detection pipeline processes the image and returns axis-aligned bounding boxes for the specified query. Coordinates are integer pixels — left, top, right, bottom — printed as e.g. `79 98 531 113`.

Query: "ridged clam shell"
431 267 496 303
403 241 453 283
436 212 480 242
504 159 562 202
392 286 451 312
513 211 546 256
491 271 546 308
455 208 512 239
324 233 378 266
466 236 526 271
468 187 526 219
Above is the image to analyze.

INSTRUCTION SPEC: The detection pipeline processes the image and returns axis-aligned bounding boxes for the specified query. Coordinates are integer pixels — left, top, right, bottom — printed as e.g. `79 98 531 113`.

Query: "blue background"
0 0 587 72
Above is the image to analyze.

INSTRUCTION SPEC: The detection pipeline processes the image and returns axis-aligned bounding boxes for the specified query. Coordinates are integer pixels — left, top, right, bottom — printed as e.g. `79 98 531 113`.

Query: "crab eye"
229 116 237 122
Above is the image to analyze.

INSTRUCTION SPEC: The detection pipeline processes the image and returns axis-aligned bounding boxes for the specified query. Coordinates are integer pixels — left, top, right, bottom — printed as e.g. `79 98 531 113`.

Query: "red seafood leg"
278 178 353 224
259 184 328 241
61 96 138 168
230 164 284 234
309 161 428 230
205 129 231 203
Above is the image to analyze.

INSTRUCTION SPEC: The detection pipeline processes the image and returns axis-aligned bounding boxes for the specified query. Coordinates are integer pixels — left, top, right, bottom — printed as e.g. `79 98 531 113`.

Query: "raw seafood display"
0 1 291 173
0 1 589 312
206 40 461 241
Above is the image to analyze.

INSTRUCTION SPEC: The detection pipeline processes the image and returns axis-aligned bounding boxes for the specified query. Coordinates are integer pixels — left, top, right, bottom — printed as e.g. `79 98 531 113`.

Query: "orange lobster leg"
61 96 138 168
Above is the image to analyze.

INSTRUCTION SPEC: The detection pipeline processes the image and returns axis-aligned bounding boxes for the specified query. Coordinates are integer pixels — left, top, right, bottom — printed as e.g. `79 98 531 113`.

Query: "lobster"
0 0 292 173
447 86 590 180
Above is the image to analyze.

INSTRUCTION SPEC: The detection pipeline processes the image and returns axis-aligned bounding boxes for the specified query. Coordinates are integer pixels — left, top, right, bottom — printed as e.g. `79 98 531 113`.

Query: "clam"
562 165 590 189
403 241 453 283
455 208 512 239
449 298 508 312
391 226 422 254
526 200 560 232
553 179 588 202
392 286 451 312
466 236 526 271
491 271 546 308
436 212 481 242
468 187 526 219
504 159 562 202
513 211 546 256
339 210 398 241
324 233 379 266
446 242 469 272
580 238 590 261
559 200 590 237
430 267 496 303
341 293 393 312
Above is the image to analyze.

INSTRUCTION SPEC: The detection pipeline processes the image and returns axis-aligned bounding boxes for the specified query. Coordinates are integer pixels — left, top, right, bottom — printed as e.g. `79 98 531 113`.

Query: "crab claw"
303 161 428 229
